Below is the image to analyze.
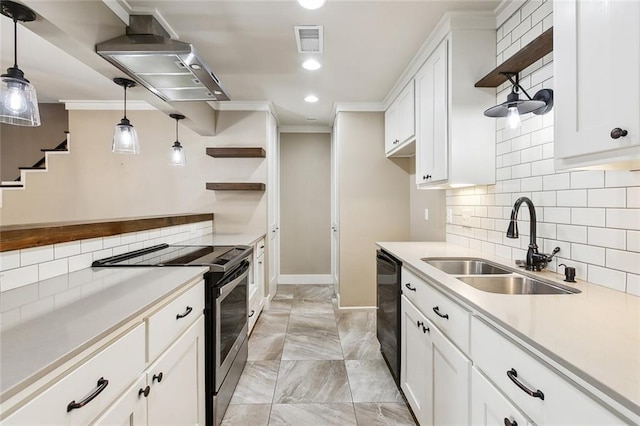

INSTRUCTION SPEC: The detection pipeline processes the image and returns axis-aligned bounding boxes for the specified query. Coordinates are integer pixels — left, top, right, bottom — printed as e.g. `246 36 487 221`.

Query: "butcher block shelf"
206 147 265 158
206 182 266 191
475 27 553 88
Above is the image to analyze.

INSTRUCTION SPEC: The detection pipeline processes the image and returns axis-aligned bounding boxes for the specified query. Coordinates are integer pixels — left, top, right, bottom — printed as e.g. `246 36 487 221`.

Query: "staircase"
0 132 70 191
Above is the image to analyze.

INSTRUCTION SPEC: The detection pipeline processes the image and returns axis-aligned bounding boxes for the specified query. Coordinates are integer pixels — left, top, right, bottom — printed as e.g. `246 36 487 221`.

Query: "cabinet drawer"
255 238 265 258
4 324 145 426
402 267 470 354
147 281 204 362
471 317 622 425
471 367 532 426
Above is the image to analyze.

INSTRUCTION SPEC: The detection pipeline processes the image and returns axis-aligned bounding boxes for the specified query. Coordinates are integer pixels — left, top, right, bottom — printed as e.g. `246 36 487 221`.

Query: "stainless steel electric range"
93 243 253 426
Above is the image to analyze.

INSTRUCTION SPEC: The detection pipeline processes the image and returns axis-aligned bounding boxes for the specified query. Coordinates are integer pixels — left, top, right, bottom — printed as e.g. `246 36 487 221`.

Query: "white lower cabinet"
92 376 148 426
471 367 532 426
401 295 470 425
248 238 266 333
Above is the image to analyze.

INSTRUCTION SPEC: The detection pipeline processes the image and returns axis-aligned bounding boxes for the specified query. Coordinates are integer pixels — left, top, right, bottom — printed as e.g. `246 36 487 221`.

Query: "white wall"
445 0 640 295
0 109 268 237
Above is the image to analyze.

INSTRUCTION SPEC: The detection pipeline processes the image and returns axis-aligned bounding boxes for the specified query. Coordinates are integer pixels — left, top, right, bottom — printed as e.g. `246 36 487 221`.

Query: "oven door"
215 259 249 390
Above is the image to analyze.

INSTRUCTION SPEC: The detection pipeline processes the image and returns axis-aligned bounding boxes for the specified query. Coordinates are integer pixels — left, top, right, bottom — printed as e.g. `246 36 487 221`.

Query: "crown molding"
330 102 385 124
279 125 331 134
208 101 280 124
63 100 156 110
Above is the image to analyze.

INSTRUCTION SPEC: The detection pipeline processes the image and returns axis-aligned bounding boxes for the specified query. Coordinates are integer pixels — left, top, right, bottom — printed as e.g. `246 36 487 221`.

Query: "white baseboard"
333 293 377 312
278 274 333 285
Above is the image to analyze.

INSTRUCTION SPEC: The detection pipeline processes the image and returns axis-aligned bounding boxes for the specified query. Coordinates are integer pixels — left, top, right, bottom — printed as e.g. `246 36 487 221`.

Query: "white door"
267 113 279 300
331 116 340 299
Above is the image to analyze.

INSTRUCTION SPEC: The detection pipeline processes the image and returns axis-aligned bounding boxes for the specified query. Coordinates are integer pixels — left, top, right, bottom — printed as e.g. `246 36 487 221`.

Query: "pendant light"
298 0 326 10
112 77 140 154
0 0 40 126
169 113 186 166
484 72 553 129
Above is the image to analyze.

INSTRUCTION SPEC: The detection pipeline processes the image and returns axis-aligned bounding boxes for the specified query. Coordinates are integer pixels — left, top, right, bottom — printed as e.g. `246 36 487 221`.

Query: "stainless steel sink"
457 275 580 295
422 258 512 275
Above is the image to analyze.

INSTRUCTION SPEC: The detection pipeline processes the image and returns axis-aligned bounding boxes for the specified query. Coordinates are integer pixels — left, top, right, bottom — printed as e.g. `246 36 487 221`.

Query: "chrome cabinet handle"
404 283 416 292
67 377 109 412
432 306 449 319
138 386 150 398
610 128 628 139
176 306 193 319
507 368 544 400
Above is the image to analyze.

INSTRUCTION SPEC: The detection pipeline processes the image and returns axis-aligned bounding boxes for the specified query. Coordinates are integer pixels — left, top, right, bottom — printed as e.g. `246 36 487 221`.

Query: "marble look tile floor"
222 284 416 426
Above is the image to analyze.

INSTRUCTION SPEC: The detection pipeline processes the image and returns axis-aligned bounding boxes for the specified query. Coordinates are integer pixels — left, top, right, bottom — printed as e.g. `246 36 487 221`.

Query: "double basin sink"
422 258 580 295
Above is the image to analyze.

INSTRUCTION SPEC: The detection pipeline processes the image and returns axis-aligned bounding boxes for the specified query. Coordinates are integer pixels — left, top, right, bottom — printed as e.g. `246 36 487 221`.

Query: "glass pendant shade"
169 141 186 166
0 72 40 126
112 117 140 154
506 106 521 129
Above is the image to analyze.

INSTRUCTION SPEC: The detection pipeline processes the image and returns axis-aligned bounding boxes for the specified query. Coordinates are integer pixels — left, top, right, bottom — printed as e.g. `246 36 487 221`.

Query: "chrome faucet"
506 196 559 271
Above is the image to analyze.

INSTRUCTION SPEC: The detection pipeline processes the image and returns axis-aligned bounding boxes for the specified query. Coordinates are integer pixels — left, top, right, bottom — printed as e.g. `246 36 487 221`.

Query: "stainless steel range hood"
96 15 230 102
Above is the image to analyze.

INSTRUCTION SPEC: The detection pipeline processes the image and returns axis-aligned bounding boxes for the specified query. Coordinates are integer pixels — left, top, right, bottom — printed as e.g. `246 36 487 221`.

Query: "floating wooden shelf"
206 182 266 191
475 28 553 88
206 147 265 158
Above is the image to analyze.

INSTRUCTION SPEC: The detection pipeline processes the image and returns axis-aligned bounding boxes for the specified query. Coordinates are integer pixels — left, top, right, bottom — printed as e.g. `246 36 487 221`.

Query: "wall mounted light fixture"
484 72 553 129
0 0 40 127
298 0 326 10
169 113 186 166
112 77 140 154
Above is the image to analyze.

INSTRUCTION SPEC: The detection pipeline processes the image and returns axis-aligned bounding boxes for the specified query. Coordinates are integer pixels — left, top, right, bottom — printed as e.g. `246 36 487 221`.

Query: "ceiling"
1 0 500 129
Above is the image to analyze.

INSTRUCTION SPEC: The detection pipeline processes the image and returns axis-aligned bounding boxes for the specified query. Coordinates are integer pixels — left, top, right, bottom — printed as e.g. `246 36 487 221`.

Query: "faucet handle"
545 246 560 261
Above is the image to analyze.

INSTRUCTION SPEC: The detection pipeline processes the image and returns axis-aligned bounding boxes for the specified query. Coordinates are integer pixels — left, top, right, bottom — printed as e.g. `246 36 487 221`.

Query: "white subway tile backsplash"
542 13 553 31
0 251 20 271
628 231 640 253
54 241 81 259
530 63 553 86
572 208 605 227
511 16 532 41
497 34 512 54
570 171 605 189
530 126 553 145
537 222 556 239
119 232 138 245
136 231 150 242
542 143 553 159
531 0 553 24
495 244 512 259
503 151 521 167
572 243 605 266
556 190 587 207
21 246 54 267
521 145 543 163
520 22 543 48
503 39 522 61
68 253 93 273
1 266 39 292
481 218 495 230
531 159 555 176
557 224 587 244
512 164 531 178
521 0 544 19
605 170 640 187
544 207 571 224
544 240 570 260
39 259 69 282
81 238 103 254
502 179 521 193
606 249 640 274
627 187 640 208
588 227 626 250
497 167 512 181
628 274 640 296
469 239 483 251
512 134 532 151
587 188 626 208
92 249 113 261
543 173 571 190
102 235 121 249
587 265 626 292
521 177 543 192
606 209 640 230
532 191 556 206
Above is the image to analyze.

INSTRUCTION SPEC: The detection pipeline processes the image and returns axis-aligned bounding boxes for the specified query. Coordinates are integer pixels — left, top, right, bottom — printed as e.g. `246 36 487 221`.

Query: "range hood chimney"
96 15 230 102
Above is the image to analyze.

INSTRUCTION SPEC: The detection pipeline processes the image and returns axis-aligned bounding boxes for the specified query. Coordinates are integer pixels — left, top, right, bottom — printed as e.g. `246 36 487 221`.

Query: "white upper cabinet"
415 24 496 188
554 0 640 170
385 80 416 156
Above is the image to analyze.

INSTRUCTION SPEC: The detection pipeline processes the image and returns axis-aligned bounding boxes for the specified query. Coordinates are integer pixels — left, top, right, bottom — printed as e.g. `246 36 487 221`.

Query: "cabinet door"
146 315 205 426
92 376 148 426
416 39 448 185
385 102 400 153
471 367 531 426
398 80 416 144
401 296 432 425
554 0 640 169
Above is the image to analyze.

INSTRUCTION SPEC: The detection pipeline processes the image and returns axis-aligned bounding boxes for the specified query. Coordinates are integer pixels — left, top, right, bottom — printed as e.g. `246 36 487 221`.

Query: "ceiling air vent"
294 25 324 53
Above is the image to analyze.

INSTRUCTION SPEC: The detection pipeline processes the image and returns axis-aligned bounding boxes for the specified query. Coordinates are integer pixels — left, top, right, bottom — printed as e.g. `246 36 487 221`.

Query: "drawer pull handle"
503 418 518 426
433 306 449 319
152 372 164 383
405 283 417 292
507 368 544 400
176 306 193 320
416 321 429 333
138 386 150 398
248 309 256 318
260 245 265 249
610 127 628 139
67 377 109 412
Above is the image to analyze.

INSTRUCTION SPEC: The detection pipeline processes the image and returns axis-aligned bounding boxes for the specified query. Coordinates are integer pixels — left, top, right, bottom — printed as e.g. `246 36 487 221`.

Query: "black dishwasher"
376 249 402 386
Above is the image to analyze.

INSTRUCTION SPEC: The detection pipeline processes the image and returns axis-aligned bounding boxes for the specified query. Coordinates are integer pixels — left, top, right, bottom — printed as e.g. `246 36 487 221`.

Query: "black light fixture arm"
502 72 534 101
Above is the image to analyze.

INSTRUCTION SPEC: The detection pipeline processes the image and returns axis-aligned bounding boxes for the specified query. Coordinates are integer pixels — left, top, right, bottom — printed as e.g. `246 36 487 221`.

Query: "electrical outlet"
424 209 429 221
446 209 453 224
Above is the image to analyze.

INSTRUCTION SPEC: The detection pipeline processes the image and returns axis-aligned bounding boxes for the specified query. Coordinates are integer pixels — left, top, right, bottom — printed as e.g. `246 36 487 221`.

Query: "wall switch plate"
446 209 453 224
424 209 429 221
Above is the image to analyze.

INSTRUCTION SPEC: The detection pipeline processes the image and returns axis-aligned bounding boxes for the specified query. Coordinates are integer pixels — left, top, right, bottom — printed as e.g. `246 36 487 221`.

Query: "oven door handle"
217 260 250 297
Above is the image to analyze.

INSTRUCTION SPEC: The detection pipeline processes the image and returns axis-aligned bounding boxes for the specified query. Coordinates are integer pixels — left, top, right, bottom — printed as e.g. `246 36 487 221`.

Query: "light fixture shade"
112 118 140 154
484 91 546 118
169 141 186 166
0 72 40 126
298 0 326 10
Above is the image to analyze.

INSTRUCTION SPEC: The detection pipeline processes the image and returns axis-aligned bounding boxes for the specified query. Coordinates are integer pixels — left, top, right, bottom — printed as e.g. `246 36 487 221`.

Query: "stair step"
0 183 24 188
41 148 68 152
18 167 46 171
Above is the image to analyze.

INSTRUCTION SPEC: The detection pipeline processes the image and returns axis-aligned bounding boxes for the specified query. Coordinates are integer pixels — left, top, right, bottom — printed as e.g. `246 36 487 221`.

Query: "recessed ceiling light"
298 0 326 10
304 95 319 103
302 59 322 71
190 63 202 70
213 90 223 95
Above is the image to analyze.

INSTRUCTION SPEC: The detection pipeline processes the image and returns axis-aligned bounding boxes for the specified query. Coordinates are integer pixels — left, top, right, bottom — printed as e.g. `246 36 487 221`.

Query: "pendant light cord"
175 117 179 141
123 85 128 120
13 19 18 68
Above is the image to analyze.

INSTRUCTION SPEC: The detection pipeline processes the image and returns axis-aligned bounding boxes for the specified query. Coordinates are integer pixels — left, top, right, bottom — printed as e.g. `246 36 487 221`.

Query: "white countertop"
181 232 265 247
377 242 640 417
0 266 208 399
